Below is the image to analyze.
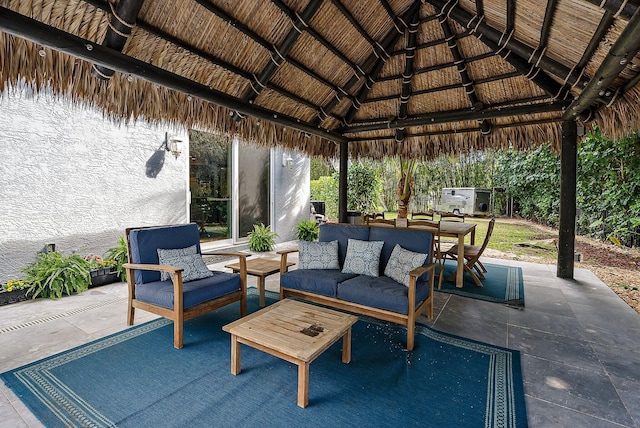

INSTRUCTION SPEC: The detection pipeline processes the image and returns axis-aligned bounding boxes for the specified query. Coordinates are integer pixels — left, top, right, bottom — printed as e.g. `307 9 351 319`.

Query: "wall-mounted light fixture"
164 132 183 158
282 152 294 170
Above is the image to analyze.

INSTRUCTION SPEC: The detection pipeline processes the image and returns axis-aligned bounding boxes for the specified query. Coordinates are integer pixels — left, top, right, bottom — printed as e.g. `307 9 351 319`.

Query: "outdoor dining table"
439 221 477 288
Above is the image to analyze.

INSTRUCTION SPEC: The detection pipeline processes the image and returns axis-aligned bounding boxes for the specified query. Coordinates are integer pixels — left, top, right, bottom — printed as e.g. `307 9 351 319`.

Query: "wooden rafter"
437 12 491 134
538 0 558 52
506 0 516 35
564 7 640 119
426 0 609 106
0 6 349 143
91 0 145 80
231 0 324 121
341 100 570 133
395 13 420 143
316 0 421 126
475 0 484 18
329 0 383 58
583 0 638 20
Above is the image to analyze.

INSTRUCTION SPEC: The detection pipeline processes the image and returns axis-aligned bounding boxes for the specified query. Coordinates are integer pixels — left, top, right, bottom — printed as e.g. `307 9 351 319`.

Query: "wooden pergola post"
557 119 577 278
338 142 348 223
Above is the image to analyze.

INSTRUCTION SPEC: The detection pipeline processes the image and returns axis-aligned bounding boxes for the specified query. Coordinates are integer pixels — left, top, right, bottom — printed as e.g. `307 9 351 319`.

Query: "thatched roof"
1 0 640 159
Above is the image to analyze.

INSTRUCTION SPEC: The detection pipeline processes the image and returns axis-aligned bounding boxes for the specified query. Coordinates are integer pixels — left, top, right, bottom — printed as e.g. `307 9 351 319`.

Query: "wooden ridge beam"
0 7 348 143
341 100 571 133
563 7 640 119
437 9 490 134
395 13 420 143
232 0 324 120
314 0 422 126
582 0 639 20
91 0 145 80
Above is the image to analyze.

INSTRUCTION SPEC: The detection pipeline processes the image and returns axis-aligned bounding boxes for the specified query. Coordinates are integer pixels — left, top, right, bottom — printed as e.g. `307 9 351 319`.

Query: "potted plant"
84 255 120 288
22 251 91 299
295 220 319 242
248 223 279 252
0 279 31 306
104 236 129 281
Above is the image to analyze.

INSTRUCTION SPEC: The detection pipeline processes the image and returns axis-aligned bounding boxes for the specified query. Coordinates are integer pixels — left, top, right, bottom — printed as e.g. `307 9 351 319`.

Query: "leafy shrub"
248 223 278 252
22 251 91 299
295 220 319 241
104 236 129 281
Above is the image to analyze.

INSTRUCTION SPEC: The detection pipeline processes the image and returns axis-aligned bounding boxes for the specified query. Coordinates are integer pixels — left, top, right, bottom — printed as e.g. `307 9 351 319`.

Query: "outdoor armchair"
123 223 247 348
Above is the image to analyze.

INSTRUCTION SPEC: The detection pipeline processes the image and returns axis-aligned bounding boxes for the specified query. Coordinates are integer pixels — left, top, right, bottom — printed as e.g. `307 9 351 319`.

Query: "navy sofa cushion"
280 269 358 298
318 224 369 267
337 275 431 315
129 223 202 284
369 227 432 277
135 271 240 310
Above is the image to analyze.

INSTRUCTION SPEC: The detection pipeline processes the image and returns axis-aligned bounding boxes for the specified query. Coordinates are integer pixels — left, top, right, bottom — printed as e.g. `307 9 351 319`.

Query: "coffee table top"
225 257 294 276
223 299 358 362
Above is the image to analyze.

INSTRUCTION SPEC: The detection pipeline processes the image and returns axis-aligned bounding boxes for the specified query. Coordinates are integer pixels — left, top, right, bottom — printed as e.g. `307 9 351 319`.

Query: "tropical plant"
22 251 91 299
248 223 279 252
295 220 319 241
347 161 381 213
104 236 129 281
396 158 418 218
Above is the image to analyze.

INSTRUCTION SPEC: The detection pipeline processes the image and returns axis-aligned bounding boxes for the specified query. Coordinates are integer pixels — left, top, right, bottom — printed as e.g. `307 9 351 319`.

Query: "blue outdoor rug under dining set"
1 289 527 427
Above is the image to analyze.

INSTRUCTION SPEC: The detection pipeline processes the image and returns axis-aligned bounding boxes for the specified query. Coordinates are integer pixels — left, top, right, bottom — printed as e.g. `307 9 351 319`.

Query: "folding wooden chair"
442 218 495 287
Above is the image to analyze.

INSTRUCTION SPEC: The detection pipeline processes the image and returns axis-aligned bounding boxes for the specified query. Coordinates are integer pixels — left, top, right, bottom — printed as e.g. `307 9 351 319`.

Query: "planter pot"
90 268 120 288
0 288 29 306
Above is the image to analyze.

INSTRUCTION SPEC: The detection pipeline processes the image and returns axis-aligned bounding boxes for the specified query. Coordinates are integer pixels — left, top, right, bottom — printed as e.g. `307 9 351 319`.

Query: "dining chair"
406 219 444 289
367 217 396 227
442 218 495 287
439 211 465 222
411 210 434 220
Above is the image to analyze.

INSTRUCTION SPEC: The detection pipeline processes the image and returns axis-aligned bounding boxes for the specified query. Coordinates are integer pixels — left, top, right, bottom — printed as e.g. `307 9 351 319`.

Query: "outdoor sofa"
278 223 436 350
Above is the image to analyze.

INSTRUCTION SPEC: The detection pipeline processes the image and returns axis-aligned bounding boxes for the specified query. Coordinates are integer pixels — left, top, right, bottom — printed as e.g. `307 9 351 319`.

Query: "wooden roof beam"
437 12 491 134
329 0 386 59
538 0 559 52
378 51 495 83
314 0 422 126
425 0 612 106
582 0 639 20
506 0 516 35
231 0 324 121
0 7 348 143
91 0 145 80
564 7 640 119
475 0 484 19
395 13 420 143
341 99 571 133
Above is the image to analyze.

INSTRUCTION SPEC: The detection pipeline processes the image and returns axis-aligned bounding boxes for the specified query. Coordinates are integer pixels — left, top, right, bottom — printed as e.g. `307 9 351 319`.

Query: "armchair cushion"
157 245 213 282
298 240 340 270
384 244 428 287
135 271 240 310
341 239 384 277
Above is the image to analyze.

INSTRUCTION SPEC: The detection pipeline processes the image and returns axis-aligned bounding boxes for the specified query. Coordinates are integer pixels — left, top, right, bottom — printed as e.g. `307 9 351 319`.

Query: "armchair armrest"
123 262 184 275
408 263 436 278
276 246 299 273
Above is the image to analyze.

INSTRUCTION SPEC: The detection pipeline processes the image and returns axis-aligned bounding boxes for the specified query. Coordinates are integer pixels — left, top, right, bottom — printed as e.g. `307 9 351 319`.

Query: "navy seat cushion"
319 224 369 267
135 271 240 310
129 223 202 284
337 275 431 315
369 227 432 277
280 269 358 298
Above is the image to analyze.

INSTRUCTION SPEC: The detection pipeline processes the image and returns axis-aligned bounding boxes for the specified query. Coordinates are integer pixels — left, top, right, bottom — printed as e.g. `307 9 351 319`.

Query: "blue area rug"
1 289 527 427
437 261 525 307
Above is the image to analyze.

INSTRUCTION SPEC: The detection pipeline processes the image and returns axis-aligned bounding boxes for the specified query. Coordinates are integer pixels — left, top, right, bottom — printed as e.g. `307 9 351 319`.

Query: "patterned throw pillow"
157 245 213 282
341 239 384 277
384 244 428 287
298 240 340 270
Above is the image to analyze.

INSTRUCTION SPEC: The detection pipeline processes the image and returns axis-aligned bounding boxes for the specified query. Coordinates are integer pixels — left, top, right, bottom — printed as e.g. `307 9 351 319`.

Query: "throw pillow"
298 240 340 270
384 244 428 287
157 245 213 282
341 239 384 277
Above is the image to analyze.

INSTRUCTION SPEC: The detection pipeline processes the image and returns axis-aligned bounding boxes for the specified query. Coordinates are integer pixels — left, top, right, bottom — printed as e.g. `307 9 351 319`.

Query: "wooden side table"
225 257 294 307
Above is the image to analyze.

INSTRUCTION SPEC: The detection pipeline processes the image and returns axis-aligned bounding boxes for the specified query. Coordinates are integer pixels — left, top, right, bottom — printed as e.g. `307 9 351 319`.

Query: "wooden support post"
557 119 577 279
339 142 348 223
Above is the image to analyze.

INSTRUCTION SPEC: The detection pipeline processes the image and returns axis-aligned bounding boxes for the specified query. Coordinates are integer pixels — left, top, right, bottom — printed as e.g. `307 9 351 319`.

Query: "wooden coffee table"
222 299 358 408
225 257 294 307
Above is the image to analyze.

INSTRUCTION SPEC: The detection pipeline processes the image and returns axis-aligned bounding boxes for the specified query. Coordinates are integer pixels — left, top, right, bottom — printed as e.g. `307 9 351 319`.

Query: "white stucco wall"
0 88 188 282
0 88 309 282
